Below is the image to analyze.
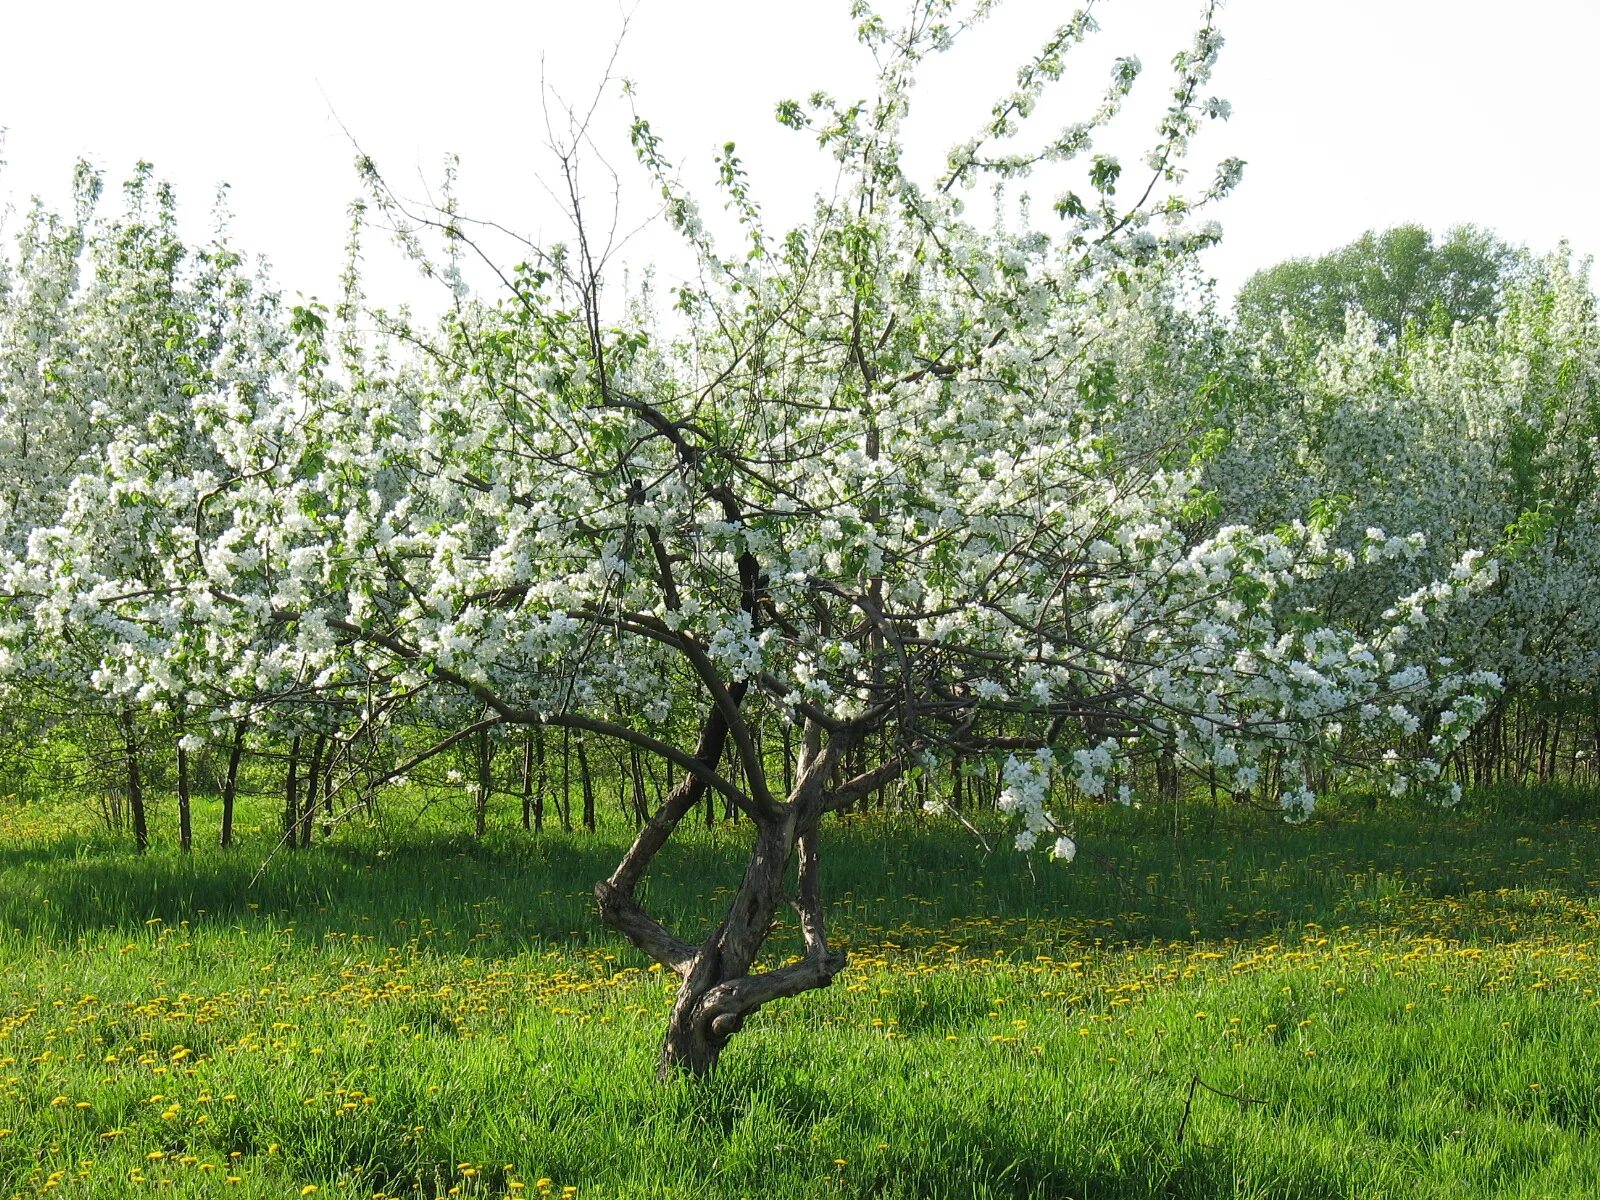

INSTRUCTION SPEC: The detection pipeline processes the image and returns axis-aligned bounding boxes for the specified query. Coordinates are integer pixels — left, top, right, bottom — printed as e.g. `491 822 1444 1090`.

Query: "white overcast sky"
2 0 1595 310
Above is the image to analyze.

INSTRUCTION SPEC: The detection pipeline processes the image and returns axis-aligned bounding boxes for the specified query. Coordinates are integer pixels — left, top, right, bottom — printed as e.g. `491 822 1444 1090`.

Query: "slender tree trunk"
1545 711 1563 785
283 735 302 848
323 734 337 816
558 729 573 832
577 736 596 832
220 721 245 849
1592 689 1600 785
1516 698 1537 783
176 740 193 854
629 746 650 827
1156 743 1179 806
301 734 325 847
121 706 148 853
535 729 546 831
474 727 491 838
521 733 535 831
781 724 793 797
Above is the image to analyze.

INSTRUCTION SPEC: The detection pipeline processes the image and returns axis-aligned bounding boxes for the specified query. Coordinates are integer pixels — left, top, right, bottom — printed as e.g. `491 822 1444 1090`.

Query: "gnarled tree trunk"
595 700 857 1078
654 818 843 1077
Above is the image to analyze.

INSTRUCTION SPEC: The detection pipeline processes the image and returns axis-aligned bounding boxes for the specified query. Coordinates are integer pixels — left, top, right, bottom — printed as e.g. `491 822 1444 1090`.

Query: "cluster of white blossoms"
981 750 1075 860
1280 784 1316 825
1069 740 1119 798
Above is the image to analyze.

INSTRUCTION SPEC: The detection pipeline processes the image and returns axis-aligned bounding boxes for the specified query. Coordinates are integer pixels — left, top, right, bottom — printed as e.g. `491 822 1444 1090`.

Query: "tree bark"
577 736 596 832
219 721 245 849
534 729 546 830
521 733 535 831
629 745 650 827
654 800 847 1077
595 703 848 1079
558 728 573 832
283 735 302 848
322 733 337 816
300 734 325 847
120 706 148 853
474 727 491 838
176 738 193 854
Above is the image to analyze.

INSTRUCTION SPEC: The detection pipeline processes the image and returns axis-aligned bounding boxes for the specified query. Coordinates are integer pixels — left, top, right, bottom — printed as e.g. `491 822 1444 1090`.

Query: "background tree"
1234 223 1527 344
1208 246 1600 786
0 162 288 849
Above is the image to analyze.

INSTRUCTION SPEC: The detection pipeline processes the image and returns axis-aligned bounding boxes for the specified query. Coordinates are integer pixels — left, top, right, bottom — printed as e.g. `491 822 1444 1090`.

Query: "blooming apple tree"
0 2 1504 1075
1201 244 1600 784
0 162 291 846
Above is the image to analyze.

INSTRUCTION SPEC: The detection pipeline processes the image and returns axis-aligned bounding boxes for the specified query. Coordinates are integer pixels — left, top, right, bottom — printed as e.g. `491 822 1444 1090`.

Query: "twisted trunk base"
599 802 846 1079
657 944 847 1078
593 701 852 1080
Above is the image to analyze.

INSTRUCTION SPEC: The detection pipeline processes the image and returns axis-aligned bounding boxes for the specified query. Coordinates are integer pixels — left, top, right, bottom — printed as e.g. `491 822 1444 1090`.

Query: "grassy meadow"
1 787 1599 1199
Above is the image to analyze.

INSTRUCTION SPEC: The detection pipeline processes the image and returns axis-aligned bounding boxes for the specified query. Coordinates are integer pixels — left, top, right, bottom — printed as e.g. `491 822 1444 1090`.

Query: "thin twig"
1175 1073 1267 1145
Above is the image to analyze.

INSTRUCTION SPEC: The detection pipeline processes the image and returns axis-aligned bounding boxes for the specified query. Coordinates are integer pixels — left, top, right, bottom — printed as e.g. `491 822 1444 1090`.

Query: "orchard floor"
2 789 1599 1199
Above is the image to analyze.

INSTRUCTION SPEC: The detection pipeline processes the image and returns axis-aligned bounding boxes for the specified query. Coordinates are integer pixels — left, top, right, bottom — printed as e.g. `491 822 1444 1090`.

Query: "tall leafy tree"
1235 223 1527 343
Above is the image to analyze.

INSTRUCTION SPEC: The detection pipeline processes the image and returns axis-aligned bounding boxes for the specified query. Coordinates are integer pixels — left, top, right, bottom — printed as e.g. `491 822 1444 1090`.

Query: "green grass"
1 788 1598 1199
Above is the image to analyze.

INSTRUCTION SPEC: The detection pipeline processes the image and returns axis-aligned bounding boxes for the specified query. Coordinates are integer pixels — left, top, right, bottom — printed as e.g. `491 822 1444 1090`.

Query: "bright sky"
2 0 1595 310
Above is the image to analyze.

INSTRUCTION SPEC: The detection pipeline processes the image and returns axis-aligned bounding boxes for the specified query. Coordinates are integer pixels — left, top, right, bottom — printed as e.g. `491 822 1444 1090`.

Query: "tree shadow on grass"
2 807 1597 962
0 822 771 953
